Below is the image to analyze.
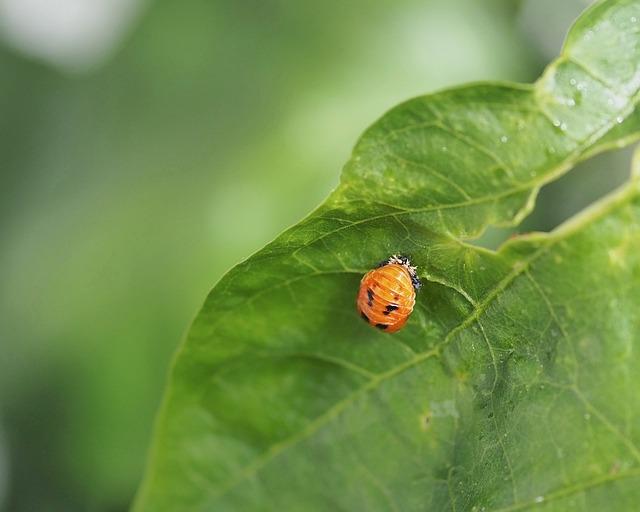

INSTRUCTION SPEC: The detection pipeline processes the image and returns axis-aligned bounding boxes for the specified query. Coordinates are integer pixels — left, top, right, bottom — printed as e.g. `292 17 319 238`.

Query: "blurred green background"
0 0 628 510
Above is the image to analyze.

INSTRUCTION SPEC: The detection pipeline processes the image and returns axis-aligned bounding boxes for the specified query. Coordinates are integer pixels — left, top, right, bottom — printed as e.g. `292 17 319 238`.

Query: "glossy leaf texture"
135 1 640 510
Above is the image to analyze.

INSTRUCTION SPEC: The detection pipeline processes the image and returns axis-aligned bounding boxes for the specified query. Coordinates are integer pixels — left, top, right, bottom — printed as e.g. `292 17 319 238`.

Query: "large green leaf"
134 1 640 510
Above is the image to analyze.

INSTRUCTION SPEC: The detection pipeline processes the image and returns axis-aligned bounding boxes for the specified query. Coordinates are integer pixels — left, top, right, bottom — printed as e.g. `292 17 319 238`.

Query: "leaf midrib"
493 468 640 512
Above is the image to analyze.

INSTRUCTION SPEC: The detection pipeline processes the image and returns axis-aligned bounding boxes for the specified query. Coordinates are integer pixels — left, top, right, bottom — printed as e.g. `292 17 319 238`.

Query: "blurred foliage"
0 0 622 510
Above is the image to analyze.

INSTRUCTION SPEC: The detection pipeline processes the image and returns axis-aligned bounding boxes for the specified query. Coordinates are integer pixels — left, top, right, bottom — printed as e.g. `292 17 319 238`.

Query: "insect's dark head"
380 254 421 291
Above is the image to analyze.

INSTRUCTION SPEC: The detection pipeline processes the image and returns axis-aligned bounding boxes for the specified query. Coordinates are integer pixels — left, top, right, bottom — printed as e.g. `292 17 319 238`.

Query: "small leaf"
135 1 640 510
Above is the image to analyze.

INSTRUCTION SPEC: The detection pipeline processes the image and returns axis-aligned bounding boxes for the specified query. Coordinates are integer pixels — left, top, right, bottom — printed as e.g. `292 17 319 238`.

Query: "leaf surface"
135 1 640 510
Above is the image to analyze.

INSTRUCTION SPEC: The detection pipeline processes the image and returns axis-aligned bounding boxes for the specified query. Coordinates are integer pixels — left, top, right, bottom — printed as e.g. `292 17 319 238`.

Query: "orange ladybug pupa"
357 255 421 333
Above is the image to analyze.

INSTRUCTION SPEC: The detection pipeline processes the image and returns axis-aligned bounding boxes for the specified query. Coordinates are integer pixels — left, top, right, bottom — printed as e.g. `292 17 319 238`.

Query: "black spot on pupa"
367 288 374 306
383 304 398 316
375 323 388 330
361 311 369 323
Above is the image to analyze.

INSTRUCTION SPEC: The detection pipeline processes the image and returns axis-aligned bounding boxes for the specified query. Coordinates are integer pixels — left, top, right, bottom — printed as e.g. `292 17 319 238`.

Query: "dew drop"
616 116 624 124
500 135 508 143
553 119 561 127
566 98 576 107
632 16 637 23
560 122 567 131
442 146 448 152
534 496 545 503
569 78 577 86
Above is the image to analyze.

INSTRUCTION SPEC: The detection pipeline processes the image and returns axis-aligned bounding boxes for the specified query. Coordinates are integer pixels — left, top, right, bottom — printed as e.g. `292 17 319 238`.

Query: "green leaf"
134 1 640 510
